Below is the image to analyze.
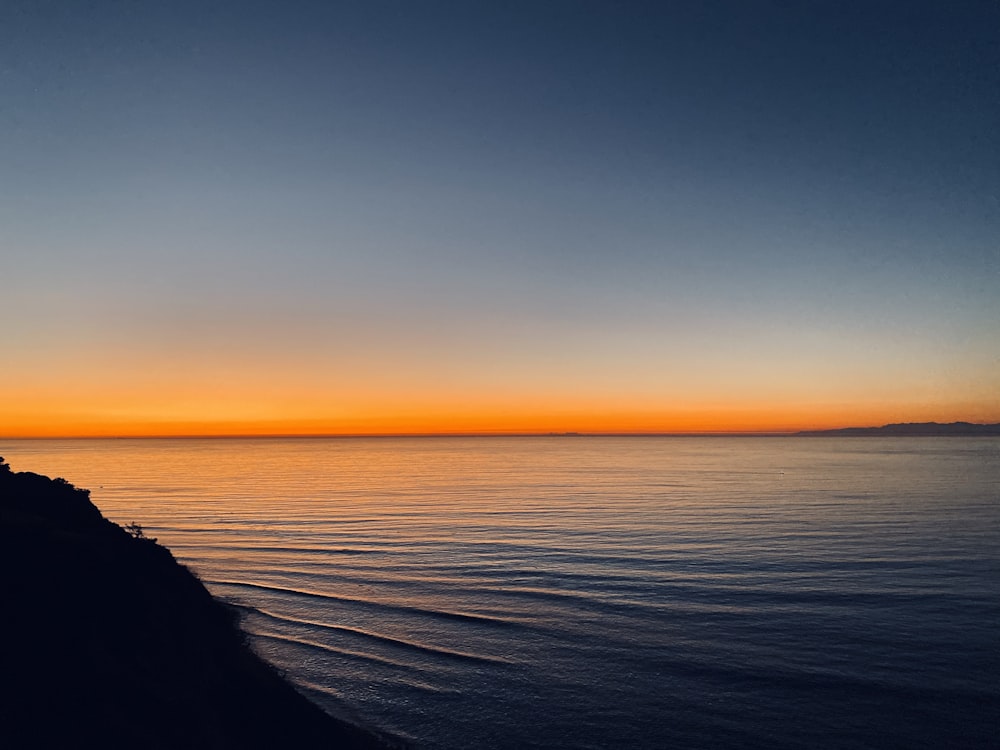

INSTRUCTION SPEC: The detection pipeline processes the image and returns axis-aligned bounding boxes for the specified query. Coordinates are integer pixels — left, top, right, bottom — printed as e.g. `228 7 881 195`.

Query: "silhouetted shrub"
123 521 157 543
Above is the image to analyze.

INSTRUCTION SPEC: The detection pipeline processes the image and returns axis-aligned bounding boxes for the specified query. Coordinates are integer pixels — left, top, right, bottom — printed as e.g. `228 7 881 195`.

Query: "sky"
2 1 998 436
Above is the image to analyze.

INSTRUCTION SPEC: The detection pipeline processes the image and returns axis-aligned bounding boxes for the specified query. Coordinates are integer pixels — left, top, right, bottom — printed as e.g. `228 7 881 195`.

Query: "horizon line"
3 430 801 440
3 421 996 441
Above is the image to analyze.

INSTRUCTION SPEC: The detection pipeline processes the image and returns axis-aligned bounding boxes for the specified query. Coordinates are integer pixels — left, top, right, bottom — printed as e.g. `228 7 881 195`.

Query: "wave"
254 626 514 669
207 578 530 630
254 631 440 673
247 605 514 666
168 543 381 556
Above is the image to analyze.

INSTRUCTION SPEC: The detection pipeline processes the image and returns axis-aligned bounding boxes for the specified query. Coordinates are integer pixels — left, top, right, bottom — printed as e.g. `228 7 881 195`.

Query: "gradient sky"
2 1 998 436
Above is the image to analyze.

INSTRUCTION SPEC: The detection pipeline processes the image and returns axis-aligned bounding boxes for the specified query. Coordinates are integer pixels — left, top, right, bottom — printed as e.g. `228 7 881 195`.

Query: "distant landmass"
796 422 1000 437
0 458 396 749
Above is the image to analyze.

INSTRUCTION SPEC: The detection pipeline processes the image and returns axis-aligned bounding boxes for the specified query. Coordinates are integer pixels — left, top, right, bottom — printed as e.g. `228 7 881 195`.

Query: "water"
2 436 997 749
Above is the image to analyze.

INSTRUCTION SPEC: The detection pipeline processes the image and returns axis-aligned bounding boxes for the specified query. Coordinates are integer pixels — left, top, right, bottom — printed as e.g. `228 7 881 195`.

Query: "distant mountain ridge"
796 422 1000 437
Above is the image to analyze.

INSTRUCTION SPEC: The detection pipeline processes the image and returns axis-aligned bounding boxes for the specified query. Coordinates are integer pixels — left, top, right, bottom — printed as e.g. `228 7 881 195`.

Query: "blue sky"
2 1 998 434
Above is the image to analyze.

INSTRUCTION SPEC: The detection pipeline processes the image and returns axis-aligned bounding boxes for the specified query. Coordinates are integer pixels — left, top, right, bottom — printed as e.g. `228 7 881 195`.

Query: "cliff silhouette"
0 457 395 749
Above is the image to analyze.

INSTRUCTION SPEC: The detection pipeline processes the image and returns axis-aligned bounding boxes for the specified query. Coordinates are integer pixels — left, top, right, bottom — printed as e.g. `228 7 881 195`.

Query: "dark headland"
0 457 397 749
796 421 1000 437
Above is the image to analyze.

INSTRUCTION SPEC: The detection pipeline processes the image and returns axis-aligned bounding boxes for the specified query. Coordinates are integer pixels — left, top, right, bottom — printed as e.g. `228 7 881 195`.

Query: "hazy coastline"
796 422 1000 437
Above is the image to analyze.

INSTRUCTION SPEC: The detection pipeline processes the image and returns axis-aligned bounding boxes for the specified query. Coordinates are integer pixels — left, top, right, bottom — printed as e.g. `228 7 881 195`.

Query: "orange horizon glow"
4 402 997 439
4 350 997 439
5 3 998 456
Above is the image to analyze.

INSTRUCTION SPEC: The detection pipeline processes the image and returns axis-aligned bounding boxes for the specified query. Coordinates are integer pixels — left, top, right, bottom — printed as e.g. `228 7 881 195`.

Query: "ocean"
2 436 997 749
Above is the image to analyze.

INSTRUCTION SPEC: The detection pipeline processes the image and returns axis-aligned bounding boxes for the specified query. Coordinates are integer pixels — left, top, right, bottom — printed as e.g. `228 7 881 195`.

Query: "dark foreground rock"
0 458 395 749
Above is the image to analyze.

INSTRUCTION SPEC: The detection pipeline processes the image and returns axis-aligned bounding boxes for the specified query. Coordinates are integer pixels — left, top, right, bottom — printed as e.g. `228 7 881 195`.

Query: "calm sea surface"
2 437 998 749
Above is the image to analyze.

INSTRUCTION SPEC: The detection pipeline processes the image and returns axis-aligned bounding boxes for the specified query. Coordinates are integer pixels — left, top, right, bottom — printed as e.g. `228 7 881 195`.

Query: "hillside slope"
0 457 395 749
